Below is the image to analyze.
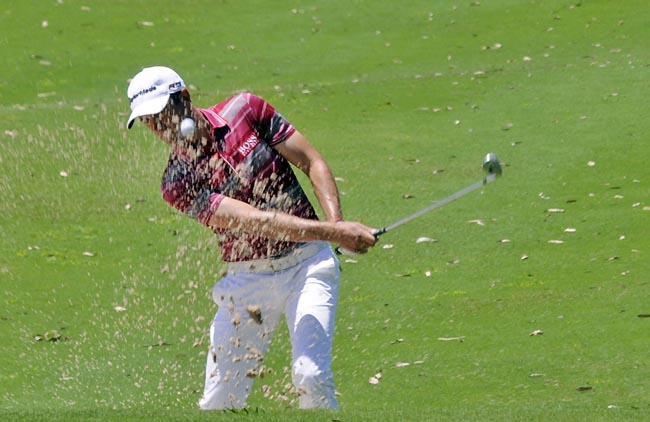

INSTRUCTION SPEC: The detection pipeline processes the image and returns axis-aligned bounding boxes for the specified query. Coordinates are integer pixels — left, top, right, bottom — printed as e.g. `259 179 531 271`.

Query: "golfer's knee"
292 356 338 409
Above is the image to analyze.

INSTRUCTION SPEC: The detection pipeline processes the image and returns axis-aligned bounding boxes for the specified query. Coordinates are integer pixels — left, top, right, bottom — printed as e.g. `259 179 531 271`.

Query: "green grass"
1 0 649 420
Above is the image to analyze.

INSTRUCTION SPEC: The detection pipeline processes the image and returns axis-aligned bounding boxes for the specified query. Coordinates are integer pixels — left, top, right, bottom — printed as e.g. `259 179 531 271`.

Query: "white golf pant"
198 242 340 410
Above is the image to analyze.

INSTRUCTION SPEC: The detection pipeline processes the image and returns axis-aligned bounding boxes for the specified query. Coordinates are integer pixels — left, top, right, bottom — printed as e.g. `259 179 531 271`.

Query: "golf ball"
180 118 195 137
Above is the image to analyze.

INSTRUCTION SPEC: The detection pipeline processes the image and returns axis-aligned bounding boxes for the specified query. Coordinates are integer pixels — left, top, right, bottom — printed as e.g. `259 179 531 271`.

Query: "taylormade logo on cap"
126 66 185 129
129 85 158 104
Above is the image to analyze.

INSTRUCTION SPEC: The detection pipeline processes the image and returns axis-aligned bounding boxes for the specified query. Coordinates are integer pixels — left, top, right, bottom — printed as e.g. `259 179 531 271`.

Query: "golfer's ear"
181 87 191 101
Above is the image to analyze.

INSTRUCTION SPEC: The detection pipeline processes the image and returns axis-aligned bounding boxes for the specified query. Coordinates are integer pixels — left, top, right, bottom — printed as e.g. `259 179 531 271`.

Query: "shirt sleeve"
245 93 296 146
161 154 223 227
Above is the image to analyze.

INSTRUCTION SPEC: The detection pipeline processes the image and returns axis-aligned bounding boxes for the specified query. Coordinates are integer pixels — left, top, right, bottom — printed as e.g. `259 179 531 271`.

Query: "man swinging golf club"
125 66 377 410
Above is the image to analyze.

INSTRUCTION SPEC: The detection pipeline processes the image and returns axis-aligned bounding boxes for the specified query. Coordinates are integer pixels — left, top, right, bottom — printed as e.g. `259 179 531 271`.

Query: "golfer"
125 66 376 410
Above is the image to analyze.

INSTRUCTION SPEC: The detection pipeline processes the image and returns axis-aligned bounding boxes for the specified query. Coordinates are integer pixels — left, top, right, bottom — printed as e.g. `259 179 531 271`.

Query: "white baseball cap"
126 66 185 129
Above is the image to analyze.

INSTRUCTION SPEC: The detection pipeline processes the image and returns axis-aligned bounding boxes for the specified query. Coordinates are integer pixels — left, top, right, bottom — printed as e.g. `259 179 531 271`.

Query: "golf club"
373 152 502 236
337 152 502 254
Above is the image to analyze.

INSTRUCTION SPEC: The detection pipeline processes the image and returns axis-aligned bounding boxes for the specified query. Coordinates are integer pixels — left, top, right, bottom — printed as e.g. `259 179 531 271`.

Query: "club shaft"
372 173 497 237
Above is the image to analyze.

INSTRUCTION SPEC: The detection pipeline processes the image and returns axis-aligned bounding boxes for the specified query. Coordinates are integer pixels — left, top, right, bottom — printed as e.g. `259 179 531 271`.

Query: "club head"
482 152 502 176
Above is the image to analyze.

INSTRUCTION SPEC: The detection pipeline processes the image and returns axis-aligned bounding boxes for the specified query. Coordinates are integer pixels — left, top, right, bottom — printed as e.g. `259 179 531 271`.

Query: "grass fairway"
1 0 649 420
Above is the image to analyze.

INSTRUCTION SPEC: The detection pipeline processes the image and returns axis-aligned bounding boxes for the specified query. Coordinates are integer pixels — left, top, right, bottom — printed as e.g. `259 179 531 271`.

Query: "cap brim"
127 94 171 129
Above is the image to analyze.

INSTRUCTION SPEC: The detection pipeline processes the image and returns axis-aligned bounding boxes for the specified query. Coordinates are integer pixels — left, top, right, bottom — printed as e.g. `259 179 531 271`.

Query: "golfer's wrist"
325 221 347 243
325 211 343 223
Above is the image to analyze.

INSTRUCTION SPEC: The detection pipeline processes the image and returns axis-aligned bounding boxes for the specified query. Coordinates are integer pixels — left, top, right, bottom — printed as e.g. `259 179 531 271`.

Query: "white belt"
227 242 329 274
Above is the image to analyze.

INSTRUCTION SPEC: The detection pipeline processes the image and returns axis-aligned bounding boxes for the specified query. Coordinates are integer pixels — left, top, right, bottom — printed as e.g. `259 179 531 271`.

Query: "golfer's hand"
334 221 377 254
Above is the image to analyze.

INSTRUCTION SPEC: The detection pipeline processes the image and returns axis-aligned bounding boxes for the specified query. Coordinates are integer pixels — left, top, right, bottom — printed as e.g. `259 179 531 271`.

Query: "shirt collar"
199 108 228 128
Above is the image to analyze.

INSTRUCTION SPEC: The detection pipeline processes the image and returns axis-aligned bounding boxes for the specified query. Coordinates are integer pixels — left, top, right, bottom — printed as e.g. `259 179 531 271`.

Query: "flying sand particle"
368 372 382 384
416 237 437 243
246 305 263 324
437 336 465 342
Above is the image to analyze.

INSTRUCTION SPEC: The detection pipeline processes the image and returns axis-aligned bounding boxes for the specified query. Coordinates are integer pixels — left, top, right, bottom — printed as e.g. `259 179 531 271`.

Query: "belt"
227 242 329 274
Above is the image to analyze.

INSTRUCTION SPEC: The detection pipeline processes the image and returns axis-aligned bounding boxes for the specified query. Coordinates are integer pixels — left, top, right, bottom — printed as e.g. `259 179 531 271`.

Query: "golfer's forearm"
248 211 339 242
308 159 343 223
273 131 343 223
208 203 339 243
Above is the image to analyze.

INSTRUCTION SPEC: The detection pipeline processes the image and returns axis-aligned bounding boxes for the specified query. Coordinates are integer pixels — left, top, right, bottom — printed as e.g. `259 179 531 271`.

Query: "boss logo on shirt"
237 135 261 157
